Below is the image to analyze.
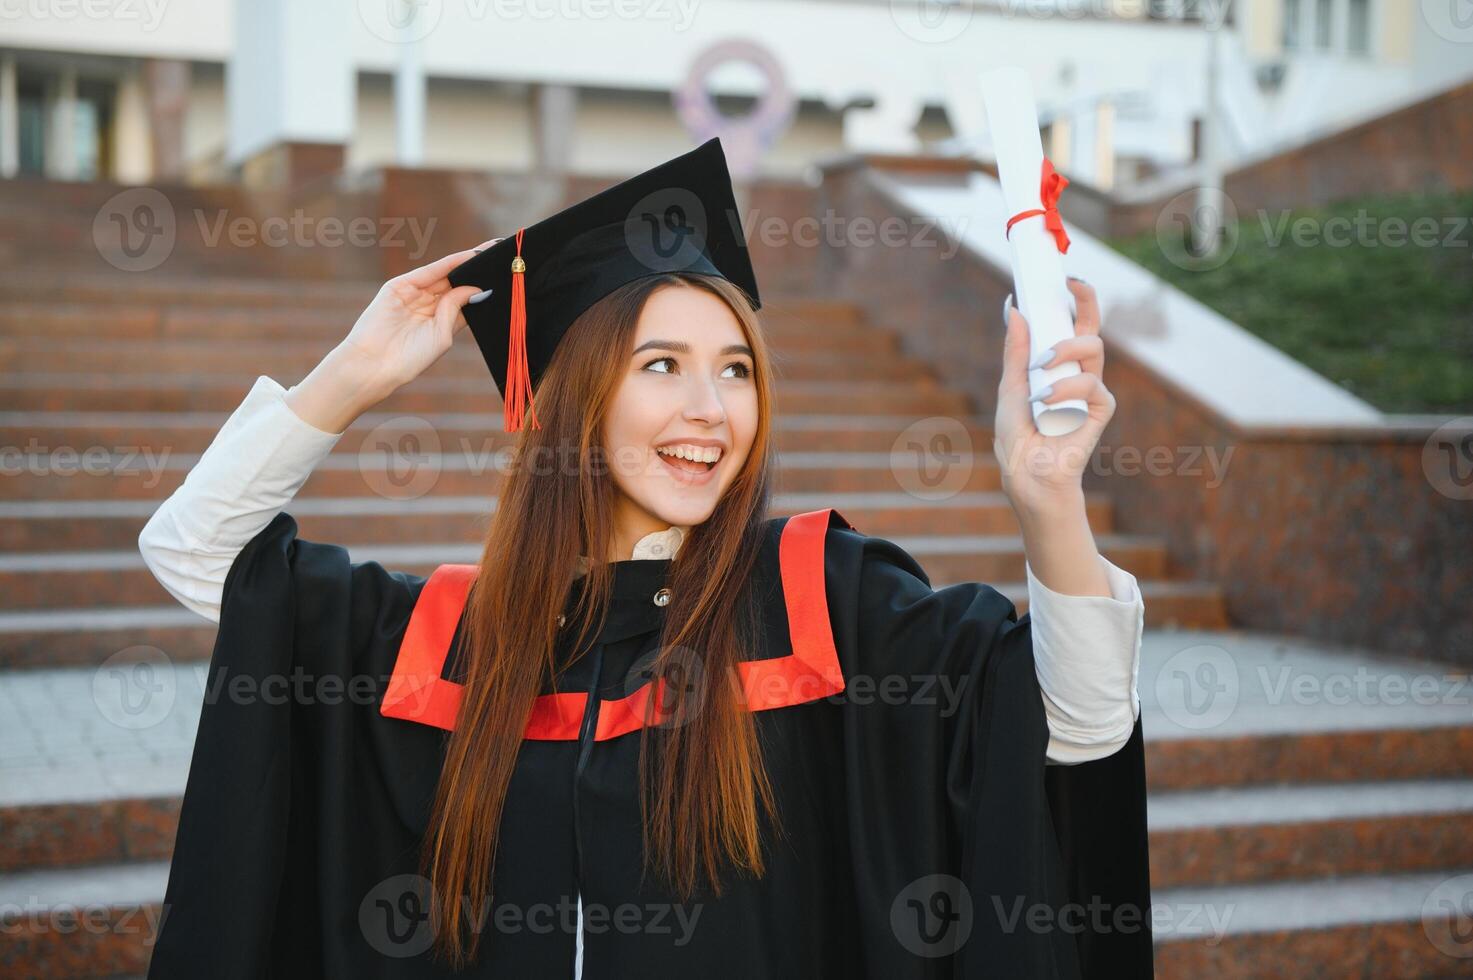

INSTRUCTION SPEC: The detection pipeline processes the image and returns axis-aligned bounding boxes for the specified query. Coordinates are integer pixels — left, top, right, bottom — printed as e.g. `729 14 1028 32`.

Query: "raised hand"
993 277 1116 512
283 240 499 434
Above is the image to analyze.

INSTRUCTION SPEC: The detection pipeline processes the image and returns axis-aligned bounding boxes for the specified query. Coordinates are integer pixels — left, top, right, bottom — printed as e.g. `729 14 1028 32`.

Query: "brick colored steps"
1151 871 1473 978
0 337 934 382
0 580 1228 672
4 634 1471 978
1 451 1007 501
0 375 968 416
0 410 995 456
1148 780 1473 887
0 492 1120 551
0 532 1172 613
0 300 880 341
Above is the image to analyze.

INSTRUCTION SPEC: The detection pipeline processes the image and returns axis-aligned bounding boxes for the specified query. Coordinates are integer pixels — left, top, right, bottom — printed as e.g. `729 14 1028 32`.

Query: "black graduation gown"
145 507 1154 979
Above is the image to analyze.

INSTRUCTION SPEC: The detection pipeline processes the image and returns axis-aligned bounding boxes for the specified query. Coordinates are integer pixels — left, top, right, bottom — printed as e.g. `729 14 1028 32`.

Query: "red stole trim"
378 509 852 738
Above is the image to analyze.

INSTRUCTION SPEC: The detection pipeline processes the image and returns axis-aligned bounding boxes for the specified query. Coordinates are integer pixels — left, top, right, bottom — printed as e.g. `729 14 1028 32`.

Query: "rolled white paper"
981 66 1087 437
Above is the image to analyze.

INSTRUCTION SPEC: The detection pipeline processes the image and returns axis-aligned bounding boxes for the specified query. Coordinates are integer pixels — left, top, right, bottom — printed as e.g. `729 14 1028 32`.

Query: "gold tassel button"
511 256 526 274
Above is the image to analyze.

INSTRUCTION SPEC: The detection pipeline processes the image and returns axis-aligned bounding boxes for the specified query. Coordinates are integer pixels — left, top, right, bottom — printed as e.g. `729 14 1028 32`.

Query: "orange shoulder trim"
378 509 852 737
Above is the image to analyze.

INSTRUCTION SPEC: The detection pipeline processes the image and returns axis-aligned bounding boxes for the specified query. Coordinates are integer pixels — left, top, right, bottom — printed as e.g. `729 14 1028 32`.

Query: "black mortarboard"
448 136 761 431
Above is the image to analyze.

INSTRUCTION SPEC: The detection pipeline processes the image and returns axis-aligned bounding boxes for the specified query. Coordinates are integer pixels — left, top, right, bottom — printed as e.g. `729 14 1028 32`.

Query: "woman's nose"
682 377 727 426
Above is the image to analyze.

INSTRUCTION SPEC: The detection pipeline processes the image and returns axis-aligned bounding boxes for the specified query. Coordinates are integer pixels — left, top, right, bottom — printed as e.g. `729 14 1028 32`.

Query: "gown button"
652 588 672 607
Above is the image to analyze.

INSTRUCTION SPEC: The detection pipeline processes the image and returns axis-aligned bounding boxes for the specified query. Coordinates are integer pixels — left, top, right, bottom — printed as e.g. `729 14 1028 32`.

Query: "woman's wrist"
1012 487 1112 598
1006 482 1088 528
283 344 397 435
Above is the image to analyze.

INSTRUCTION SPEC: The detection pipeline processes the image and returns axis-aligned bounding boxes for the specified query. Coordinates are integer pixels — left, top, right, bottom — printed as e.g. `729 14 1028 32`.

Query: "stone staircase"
0 249 1469 976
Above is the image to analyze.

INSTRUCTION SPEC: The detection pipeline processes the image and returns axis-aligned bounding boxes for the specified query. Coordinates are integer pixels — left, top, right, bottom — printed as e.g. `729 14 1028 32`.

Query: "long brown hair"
420 272 778 967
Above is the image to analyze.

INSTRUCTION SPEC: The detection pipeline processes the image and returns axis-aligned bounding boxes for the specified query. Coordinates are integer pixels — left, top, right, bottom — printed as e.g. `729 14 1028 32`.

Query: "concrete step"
0 373 968 416
0 271 375 309
4 860 1471 978
1149 779 1473 887
0 272 864 322
1141 629 1473 791
1152 869 1473 978
4 633 1470 976
1 410 994 457
0 860 164 977
0 576 1229 671
1 450 1006 501
0 533 1172 613
0 336 934 382
0 300 882 344
0 491 1113 552
6 631 1454 862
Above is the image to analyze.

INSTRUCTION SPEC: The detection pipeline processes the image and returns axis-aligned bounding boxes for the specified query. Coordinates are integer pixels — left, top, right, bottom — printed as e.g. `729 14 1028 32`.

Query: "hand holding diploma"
994 276 1117 522
981 65 1087 438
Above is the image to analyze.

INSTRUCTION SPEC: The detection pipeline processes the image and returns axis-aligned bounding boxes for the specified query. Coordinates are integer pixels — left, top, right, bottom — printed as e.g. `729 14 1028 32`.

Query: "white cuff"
1027 554 1145 766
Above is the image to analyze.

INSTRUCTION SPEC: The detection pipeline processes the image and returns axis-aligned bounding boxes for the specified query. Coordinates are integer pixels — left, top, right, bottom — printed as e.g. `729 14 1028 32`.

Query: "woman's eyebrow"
630 340 754 357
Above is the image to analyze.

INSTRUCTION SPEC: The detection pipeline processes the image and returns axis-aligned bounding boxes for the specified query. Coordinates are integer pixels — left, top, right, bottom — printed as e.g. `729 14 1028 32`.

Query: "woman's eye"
643 357 677 374
721 362 751 379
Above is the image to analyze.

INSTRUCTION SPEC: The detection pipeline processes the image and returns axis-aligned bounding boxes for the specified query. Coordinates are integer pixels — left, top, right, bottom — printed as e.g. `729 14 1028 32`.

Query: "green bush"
1111 191 1473 414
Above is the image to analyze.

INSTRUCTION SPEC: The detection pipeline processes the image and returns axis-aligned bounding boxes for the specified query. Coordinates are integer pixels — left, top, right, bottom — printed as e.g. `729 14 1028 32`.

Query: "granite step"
0 533 1173 612
0 450 1006 501
3 861 1470 977
0 274 859 320
0 302 883 344
1151 869 1473 978
1149 779 1473 887
0 491 1117 552
0 374 968 416
0 336 934 382
3 627 1471 976
0 578 1229 671
1 410 996 457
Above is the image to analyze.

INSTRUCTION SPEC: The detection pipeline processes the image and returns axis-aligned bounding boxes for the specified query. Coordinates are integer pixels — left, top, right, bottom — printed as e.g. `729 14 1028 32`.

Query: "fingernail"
1067 275 1088 285
468 288 493 303
1001 293 1014 324
1028 346 1055 371
1028 384 1053 403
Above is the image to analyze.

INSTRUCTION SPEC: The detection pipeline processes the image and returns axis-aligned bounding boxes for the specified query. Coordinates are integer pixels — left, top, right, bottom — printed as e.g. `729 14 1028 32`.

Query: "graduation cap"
449 137 761 432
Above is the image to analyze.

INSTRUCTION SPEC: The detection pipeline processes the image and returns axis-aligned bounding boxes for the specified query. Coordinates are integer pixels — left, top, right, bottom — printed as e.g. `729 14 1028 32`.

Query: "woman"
139 139 1151 978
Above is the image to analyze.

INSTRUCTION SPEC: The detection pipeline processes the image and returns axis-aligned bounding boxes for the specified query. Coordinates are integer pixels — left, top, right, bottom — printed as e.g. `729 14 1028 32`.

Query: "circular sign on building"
674 40 797 180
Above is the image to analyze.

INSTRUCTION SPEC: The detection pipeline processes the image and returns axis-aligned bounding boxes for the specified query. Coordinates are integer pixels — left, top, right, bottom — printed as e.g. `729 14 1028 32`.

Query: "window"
1347 0 1370 54
1314 0 1332 48
1283 0 1301 49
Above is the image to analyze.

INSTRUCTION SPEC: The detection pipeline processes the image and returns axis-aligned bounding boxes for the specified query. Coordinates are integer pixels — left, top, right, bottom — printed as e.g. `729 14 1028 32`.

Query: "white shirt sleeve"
1026 554 1145 766
137 374 344 624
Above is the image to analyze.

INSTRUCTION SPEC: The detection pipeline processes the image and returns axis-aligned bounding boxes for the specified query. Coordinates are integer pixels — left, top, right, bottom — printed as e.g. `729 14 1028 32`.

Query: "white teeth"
657 444 722 464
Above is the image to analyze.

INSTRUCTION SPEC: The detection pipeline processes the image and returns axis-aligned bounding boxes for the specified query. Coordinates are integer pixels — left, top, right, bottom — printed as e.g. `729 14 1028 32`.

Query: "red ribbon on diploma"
1004 157 1071 254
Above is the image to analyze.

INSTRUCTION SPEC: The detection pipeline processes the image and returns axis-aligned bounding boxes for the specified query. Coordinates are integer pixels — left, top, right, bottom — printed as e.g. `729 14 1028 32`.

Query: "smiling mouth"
656 444 722 477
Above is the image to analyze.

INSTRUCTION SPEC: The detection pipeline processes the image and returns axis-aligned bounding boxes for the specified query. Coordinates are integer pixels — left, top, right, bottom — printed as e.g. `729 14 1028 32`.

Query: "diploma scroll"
981 66 1087 437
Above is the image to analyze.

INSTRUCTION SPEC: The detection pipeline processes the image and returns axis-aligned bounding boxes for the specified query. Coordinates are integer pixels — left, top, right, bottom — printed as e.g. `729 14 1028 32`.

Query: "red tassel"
504 227 540 432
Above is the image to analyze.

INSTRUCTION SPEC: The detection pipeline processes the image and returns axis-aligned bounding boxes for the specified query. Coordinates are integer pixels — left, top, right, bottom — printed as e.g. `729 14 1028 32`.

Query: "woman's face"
603 284 758 546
